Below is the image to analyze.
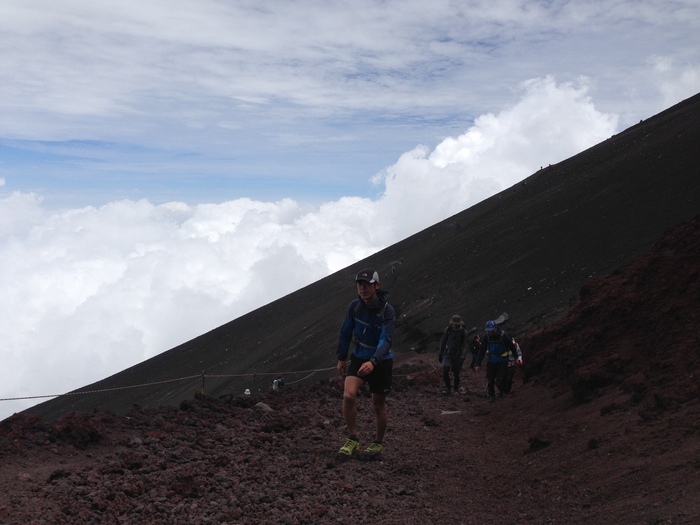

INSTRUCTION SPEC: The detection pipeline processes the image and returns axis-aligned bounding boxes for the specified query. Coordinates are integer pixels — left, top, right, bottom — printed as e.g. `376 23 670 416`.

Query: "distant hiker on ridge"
336 268 395 458
474 320 516 402
438 314 469 395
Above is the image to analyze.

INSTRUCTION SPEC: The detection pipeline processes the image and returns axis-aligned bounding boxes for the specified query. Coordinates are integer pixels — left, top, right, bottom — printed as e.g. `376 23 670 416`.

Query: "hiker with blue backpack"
474 320 517 402
336 268 395 458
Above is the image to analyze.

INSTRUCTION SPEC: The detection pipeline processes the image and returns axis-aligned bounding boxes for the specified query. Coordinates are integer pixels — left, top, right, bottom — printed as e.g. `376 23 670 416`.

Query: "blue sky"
2 0 697 207
0 0 698 419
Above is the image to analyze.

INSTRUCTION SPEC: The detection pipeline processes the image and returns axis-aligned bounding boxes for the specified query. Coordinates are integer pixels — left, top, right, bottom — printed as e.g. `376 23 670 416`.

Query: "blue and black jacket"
476 327 515 365
336 289 395 363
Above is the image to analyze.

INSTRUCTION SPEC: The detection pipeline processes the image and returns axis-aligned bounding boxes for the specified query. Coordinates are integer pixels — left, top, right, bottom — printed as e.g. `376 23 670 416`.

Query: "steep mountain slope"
521 215 700 409
1 216 699 524
22 92 700 423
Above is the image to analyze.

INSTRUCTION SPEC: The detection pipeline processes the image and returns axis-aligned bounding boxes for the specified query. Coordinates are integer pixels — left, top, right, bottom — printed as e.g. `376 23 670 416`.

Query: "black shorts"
347 355 393 396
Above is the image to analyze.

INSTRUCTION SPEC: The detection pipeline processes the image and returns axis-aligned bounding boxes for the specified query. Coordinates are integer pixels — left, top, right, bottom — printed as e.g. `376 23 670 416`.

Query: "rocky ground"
1 217 699 524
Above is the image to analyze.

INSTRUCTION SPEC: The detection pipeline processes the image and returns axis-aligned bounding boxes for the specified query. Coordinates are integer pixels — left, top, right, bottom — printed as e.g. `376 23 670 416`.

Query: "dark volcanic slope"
2 217 699 524
520 215 700 407
23 92 700 422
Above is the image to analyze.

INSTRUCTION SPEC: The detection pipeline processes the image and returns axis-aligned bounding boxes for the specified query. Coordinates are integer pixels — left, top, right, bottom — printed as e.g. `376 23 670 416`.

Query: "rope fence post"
201 371 206 397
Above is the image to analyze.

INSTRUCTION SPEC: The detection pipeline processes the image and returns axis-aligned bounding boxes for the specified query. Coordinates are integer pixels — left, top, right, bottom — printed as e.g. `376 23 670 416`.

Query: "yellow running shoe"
338 437 360 456
363 441 383 456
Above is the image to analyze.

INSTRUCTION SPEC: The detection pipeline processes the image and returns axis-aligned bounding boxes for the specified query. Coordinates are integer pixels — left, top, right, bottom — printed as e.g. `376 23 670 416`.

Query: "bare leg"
342 376 363 436
371 393 388 442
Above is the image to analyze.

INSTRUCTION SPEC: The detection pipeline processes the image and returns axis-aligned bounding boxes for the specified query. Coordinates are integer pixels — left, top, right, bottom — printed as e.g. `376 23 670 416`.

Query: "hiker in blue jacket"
475 320 516 402
438 314 469 395
336 268 395 458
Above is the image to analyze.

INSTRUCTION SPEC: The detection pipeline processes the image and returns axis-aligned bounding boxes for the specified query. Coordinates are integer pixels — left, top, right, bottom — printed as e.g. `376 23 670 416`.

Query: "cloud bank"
0 78 619 419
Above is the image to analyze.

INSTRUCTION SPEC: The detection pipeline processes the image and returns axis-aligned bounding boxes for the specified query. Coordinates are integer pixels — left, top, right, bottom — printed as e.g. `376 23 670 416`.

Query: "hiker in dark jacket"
439 315 468 395
336 268 395 458
475 320 516 402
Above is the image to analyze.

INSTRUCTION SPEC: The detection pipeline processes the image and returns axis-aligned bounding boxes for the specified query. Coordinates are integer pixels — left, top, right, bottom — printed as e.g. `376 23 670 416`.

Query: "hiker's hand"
474 366 481 372
358 361 374 376
337 360 346 377
517 358 523 366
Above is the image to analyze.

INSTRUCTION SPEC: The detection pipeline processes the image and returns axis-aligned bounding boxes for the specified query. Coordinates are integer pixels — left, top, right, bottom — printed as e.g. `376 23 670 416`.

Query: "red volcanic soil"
1 217 699 524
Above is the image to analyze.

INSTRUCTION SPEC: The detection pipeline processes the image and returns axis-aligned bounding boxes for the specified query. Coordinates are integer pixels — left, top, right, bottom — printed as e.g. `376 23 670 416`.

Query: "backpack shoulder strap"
379 301 389 322
353 299 389 322
501 331 513 347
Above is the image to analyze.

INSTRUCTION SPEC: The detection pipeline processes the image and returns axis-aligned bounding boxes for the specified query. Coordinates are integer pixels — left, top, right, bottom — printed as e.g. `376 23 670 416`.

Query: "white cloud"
1 0 697 143
0 0 697 419
649 55 700 109
0 0 696 215
373 77 617 239
0 78 620 419
0 191 46 237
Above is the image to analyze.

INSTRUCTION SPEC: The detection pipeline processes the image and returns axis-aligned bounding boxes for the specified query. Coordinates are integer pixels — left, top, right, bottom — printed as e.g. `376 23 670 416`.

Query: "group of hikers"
438 314 522 400
334 267 523 459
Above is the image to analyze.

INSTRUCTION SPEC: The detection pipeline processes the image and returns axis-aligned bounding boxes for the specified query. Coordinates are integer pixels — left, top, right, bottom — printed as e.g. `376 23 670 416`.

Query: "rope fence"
0 361 441 404
0 367 338 403
0 375 203 402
